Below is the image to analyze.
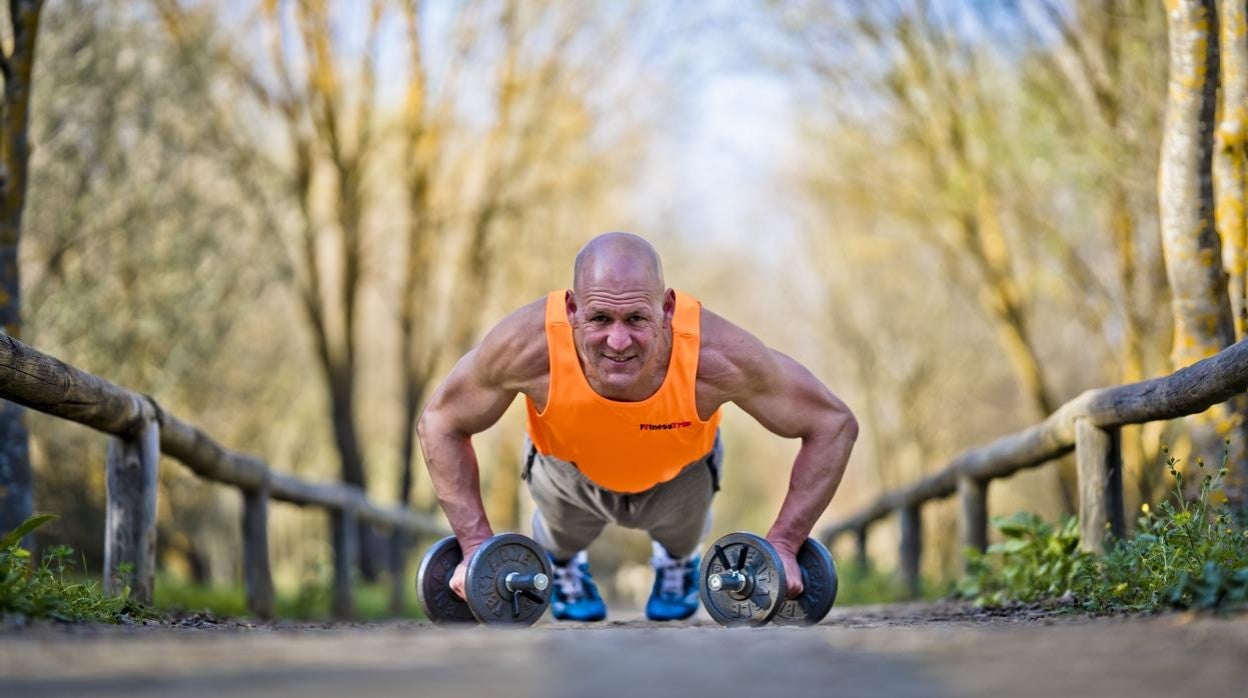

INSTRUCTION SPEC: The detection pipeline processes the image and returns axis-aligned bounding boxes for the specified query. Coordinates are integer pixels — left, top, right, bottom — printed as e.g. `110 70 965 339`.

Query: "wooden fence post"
1076 418 1124 553
332 505 359 619
104 418 159 603
389 529 407 615
958 475 988 564
242 485 275 619
898 504 922 599
854 526 869 571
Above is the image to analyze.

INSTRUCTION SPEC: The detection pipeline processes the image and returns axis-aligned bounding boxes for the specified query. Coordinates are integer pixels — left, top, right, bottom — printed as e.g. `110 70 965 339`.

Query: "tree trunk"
327 369 380 580
1159 0 1248 504
1215 0 1248 504
0 1 45 543
1216 0 1248 342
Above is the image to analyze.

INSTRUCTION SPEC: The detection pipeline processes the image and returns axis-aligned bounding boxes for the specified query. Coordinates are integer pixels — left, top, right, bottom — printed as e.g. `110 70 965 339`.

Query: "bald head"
573 232 665 298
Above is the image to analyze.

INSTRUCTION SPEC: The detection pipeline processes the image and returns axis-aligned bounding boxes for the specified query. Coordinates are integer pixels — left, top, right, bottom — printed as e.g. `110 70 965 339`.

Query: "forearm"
417 413 494 549
766 415 857 551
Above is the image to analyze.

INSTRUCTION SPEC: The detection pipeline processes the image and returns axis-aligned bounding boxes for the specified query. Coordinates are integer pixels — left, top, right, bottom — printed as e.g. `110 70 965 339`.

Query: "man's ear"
662 289 676 328
565 290 578 326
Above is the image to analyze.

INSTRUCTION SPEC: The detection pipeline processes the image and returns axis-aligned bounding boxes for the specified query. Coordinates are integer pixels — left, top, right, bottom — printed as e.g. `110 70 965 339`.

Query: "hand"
768 537 804 599
449 542 482 600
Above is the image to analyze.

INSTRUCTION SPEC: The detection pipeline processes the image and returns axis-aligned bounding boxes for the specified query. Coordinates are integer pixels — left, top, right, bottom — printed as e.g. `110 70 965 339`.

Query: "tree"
154 0 394 577
1215 0 1248 505
154 0 645 590
1002 0 1174 505
25 0 300 578
0 0 46 541
780 2 1082 508
1216 0 1248 345
1160 0 1248 506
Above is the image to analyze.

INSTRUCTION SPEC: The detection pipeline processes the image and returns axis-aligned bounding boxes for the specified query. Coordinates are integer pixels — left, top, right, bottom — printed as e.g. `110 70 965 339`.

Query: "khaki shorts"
521 432 722 560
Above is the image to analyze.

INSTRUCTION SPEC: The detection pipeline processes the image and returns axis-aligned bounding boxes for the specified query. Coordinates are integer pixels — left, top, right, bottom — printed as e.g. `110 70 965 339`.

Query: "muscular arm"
416 300 547 557
700 311 859 588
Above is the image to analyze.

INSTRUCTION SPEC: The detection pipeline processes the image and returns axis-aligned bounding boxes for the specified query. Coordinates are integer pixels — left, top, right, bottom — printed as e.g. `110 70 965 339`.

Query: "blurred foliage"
959 448 1248 612
26 0 297 578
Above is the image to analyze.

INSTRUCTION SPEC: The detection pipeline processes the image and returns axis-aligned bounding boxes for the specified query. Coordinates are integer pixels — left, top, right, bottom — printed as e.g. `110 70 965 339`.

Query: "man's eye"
592 315 608 323
630 315 644 323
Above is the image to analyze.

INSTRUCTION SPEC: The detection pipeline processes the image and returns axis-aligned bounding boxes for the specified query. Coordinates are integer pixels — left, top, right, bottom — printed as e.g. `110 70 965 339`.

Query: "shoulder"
474 296 550 390
696 305 780 399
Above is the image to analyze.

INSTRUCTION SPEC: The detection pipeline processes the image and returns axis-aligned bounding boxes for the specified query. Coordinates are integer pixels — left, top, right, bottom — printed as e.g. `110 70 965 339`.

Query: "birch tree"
1213 0 1248 504
1159 0 1248 503
1216 0 1248 341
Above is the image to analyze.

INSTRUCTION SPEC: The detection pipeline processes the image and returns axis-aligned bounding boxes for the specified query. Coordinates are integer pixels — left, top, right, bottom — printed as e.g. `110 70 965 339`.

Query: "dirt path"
2 603 1246 697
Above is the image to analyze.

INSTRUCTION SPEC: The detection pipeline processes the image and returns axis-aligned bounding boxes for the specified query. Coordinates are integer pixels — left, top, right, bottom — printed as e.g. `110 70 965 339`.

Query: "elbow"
417 401 469 450
829 405 859 446
841 412 860 443
804 405 858 447
415 405 440 448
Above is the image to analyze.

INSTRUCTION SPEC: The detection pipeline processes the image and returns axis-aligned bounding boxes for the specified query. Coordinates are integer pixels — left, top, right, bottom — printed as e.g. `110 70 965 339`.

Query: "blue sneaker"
549 551 607 622
646 542 701 621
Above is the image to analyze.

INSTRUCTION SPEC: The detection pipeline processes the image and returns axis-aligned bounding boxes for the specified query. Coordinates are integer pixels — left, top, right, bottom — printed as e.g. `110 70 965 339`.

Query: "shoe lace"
651 552 692 598
553 553 588 600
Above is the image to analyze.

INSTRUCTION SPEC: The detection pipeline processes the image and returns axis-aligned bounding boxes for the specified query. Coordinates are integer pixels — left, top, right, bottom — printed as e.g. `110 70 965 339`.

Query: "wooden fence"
0 334 447 618
818 338 1248 598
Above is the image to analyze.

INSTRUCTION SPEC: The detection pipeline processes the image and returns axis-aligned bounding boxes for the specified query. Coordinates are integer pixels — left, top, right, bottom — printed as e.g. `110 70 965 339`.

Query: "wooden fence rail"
819 338 1248 596
0 334 448 618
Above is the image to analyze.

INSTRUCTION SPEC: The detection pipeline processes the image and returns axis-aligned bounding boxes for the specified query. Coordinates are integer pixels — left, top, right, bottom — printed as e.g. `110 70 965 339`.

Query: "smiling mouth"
604 355 634 364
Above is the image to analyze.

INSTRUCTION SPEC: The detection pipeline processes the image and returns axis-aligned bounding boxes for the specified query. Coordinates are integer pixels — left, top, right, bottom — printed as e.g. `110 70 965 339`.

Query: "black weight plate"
416 536 477 624
465 533 552 626
698 532 786 628
771 537 838 626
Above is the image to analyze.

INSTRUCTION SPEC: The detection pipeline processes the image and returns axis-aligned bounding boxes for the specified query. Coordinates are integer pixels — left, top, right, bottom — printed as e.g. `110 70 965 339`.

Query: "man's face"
568 287 675 396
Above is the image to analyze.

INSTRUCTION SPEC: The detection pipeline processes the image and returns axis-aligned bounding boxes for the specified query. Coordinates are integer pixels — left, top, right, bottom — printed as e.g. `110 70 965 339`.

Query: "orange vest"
524 290 722 493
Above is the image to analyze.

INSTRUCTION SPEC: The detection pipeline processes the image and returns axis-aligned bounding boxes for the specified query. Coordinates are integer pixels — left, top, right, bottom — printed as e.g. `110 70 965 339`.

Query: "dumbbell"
415 533 553 626
698 532 838 627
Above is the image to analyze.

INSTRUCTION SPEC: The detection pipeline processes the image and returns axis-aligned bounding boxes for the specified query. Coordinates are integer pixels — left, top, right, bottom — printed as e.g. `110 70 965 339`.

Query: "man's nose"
606 323 631 353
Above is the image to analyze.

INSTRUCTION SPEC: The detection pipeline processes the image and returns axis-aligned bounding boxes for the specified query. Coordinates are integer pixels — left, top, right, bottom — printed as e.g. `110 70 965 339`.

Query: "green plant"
0 514 156 623
1078 450 1248 612
957 512 1088 606
958 446 1248 613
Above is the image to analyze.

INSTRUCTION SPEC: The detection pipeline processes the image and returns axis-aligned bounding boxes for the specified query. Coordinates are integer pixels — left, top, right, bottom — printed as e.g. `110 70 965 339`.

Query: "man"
417 232 857 621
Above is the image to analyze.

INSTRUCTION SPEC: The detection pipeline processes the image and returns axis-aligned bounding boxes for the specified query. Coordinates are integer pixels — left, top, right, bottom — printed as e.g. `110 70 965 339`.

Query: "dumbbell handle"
504 571 549 593
708 570 749 593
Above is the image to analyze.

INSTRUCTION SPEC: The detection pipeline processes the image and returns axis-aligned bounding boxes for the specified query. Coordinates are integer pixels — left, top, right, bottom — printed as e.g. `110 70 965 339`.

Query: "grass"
1 514 155 623
154 574 428 621
2 512 427 624
834 561 942 606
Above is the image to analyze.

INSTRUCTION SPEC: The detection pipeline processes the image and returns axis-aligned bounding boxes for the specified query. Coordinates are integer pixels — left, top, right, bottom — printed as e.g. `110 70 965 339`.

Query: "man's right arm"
415 300 546 596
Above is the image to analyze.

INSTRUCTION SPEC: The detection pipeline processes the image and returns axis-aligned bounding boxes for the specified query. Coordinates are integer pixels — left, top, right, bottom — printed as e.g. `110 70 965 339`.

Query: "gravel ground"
2 602 1246 697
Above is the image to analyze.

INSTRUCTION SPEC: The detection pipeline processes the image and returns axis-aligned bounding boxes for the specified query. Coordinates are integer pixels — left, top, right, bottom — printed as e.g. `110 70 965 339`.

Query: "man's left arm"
716 329 859 598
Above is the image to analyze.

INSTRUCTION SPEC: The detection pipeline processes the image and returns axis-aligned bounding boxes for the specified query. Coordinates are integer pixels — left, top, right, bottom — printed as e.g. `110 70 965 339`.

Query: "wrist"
458 527 494 553
765 526 803 555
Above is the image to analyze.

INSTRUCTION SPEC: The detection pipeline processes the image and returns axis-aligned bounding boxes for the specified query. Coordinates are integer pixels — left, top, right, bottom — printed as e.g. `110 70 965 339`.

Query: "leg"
522 441 610 621
636 434 721 557
633 435 723 622
524 442 609 560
